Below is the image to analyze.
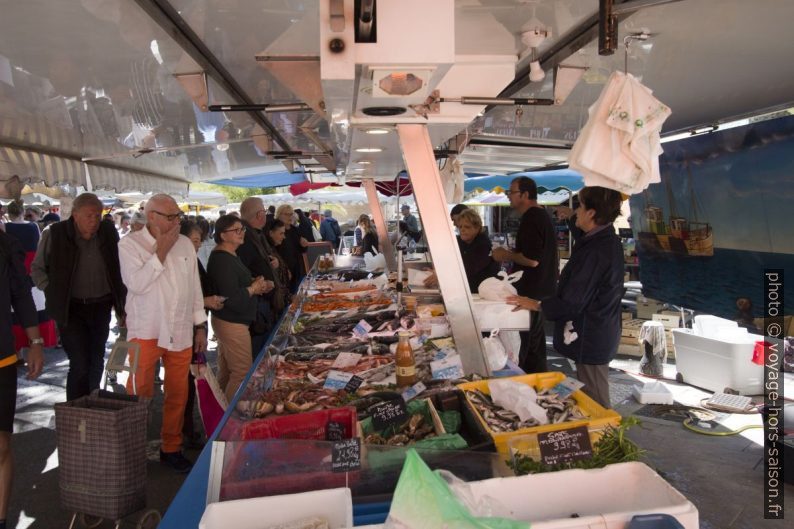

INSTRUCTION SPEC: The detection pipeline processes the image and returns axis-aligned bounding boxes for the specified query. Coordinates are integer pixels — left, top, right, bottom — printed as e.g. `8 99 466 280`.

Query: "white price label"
323 370 355 390
551 377 585 398
401 382 427 401
353 319 373 338
431 354 464 380
332 352 362 369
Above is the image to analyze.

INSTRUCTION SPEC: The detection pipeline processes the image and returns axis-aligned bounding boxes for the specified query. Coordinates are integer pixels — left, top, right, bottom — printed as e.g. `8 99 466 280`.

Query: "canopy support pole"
397 124 489 376
362 179 397 271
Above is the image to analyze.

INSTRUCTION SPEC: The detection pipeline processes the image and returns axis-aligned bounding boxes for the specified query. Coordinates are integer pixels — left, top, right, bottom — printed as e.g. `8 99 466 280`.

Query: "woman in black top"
294 209 316 243
266 220 292 316
456 209 500 292
207 215 271 402
274 205 308 291
353 214 379 256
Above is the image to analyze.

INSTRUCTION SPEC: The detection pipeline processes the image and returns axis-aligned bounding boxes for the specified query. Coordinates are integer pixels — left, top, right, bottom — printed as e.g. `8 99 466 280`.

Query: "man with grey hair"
119 194 206 472
32 193 127 400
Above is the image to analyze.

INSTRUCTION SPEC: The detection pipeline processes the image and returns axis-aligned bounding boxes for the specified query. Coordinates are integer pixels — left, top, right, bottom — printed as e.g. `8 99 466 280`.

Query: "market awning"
463 168 584 194
208 164 308 189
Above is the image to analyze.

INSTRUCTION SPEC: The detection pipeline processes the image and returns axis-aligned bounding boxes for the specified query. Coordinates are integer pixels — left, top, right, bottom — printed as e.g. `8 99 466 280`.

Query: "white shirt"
119 227 206 351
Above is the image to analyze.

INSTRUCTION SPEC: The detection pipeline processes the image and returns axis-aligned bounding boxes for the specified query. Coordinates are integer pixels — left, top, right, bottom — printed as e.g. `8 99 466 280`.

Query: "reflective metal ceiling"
1 0 793 192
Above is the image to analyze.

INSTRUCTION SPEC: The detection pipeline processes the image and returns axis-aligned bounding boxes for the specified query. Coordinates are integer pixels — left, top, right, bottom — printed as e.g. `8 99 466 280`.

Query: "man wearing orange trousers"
119 194 207 473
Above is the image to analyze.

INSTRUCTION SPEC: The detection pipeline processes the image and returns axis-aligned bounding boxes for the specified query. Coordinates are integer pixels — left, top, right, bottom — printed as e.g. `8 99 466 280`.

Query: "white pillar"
397 124 489 375
362 178 397 271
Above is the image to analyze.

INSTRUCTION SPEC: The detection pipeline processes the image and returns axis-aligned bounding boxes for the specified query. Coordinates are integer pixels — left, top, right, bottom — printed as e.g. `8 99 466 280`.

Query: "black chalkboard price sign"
344 375 364 393
537 426 593 466
370 399 408 431
331 438 361 472
325 421 346 441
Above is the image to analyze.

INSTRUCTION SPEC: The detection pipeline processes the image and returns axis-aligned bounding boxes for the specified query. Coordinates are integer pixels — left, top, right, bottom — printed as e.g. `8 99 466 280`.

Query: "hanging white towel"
569 71 670 194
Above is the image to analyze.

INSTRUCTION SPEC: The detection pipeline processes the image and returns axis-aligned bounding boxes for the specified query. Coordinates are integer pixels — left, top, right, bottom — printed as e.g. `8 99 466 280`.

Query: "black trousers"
59 299 112 401
519 310 548 374
250 297 274 361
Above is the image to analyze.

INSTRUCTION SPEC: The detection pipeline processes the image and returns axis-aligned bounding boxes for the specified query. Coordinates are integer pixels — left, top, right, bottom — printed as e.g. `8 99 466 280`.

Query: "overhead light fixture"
378 72 424 96
356 160 372 165
355 147 383 153
365 128 390 135
529 61 545 83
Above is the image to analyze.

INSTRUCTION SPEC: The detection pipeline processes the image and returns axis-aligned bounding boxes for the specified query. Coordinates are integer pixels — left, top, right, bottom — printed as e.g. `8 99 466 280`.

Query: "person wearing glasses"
492 177 558 374
207 215 271 402
31 193 126 400
119 194 207 473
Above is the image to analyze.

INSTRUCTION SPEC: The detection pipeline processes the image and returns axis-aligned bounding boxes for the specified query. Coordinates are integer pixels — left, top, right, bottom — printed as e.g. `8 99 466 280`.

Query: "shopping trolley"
55 390 160 529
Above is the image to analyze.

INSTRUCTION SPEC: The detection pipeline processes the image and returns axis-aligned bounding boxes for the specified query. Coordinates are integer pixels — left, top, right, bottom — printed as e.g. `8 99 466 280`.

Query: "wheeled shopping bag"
55 390 160 529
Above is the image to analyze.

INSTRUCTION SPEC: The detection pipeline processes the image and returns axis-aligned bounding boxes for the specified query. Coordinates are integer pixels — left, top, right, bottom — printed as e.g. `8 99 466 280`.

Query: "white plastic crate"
672 328 764 395
470 295 530 331
467 462 698 529
199 488 352 529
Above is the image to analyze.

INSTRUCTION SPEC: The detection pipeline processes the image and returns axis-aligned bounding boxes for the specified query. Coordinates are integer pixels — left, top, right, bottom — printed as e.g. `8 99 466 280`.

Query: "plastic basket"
456 372 621 456
240 406 357 441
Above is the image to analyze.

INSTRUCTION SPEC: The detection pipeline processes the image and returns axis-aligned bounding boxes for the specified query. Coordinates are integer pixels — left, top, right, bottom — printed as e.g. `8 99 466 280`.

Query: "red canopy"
289 181 334 196
345 174 413 197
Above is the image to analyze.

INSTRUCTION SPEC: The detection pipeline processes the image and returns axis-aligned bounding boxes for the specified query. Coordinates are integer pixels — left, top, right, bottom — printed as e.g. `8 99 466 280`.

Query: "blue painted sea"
637 248 794 320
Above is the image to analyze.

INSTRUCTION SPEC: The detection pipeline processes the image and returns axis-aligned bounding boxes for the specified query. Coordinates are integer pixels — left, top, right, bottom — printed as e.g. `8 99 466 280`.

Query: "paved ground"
5 329 794 528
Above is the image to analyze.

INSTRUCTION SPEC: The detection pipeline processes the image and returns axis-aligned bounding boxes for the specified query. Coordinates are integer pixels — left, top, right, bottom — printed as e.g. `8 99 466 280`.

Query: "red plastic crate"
240 406 358 441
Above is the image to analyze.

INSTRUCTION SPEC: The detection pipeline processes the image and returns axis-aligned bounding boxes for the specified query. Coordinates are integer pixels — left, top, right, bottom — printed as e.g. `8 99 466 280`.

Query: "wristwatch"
30 337 44 346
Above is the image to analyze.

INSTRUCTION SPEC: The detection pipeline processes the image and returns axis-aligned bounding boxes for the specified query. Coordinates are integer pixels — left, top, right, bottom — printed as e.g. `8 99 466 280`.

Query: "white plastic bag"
477 271 523 301
498 330 521 364
482 330 508 371
488 379 549 425
363 251 387 272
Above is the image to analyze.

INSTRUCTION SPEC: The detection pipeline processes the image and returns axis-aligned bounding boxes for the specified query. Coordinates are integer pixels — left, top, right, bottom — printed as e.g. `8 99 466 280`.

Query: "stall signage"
550 377 585 399
370 399 409 430
344 375 364 393
331 438 361 472
333 352 362 369
324 370 355 390
401 381 427 402
325 421 346 441
431 354 465 380
537 426 593 465
353 320 373 338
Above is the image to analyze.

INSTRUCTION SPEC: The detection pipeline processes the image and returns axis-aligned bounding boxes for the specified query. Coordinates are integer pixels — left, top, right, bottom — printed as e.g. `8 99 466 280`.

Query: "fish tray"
240 406 358 441
456 372 621 457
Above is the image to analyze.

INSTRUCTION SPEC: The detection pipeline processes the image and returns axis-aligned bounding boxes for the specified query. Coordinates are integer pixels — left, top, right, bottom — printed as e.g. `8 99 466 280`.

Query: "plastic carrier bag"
384 449 530 529
482 330 508 371
477 271 523 301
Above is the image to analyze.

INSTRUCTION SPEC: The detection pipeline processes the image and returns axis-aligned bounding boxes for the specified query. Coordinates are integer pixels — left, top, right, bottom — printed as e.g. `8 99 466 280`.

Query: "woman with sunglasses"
206 215 271 402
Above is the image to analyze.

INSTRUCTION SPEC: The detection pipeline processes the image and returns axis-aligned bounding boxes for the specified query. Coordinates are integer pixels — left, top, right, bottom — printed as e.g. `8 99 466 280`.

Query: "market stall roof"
463 188 574 207
254 186 393 208
115 190 227 207
463 168 583 194
206 164 308 189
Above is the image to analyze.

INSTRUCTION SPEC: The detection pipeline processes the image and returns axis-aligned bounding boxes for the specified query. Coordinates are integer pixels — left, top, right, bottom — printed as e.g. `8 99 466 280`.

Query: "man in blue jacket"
1 230 44 529
508 186 624 408
319 210 341 250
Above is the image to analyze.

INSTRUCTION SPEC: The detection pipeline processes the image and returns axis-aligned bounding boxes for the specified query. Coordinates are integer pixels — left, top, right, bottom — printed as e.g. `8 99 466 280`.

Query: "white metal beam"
397 124 489 375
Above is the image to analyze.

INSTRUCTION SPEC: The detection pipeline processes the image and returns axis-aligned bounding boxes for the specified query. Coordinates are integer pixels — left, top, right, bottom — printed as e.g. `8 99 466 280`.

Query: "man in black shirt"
492 177 558 373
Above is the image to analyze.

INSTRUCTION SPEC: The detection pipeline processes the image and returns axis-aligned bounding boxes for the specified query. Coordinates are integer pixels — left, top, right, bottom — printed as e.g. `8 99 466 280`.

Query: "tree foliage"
191 182 278 203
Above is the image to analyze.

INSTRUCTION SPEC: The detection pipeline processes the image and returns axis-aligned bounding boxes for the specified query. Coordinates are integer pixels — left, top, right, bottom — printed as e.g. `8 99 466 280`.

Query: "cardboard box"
652 313 681 329
636 298 664 320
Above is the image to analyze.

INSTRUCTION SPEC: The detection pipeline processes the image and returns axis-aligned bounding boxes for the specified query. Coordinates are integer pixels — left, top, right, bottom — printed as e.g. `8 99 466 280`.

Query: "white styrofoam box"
199 488 352 529
633 382 675 405
466 462 698 529
693 315 737 338
470 295 530 331
672 328 764 395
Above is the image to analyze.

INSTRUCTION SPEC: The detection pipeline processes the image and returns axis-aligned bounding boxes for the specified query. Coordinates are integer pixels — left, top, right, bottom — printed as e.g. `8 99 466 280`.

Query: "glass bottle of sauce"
395 331 416 387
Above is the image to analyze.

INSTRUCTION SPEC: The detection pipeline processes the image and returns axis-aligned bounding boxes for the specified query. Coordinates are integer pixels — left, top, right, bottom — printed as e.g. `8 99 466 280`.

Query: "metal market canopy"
253 187 393 209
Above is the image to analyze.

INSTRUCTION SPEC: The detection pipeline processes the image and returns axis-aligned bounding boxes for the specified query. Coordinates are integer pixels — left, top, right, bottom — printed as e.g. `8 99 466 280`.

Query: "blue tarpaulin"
209 168 307 188
463 168 584 193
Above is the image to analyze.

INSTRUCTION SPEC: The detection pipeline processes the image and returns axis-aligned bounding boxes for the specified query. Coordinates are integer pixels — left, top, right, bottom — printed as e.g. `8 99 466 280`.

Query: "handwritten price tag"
537 426 593 465
370 399 409 430
331 438 361 472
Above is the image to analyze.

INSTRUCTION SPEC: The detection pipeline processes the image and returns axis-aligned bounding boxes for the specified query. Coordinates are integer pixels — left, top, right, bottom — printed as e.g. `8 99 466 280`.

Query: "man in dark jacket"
31 193 126 400
1 230 44 529
508 187 624 408
237 197 278 359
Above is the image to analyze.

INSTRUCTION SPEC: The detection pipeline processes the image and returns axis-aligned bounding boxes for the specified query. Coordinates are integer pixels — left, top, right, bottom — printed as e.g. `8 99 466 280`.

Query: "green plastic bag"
384 449 530 529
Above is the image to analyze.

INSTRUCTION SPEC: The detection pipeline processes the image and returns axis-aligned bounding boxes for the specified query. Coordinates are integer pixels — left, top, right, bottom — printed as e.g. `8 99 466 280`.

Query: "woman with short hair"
206 215 271 402
455 209 500 292
508 186 624 408
274 205 308 290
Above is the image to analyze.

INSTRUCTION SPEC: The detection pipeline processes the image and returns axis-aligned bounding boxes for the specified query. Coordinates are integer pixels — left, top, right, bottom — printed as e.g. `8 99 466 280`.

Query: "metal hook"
623 31 650 75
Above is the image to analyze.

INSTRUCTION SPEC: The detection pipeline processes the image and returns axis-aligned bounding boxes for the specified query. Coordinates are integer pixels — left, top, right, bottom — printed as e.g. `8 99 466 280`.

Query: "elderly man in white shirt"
119 194 207 473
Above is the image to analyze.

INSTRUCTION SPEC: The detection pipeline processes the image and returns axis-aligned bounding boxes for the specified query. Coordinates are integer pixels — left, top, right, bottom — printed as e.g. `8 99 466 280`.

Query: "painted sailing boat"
638 168 714 256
